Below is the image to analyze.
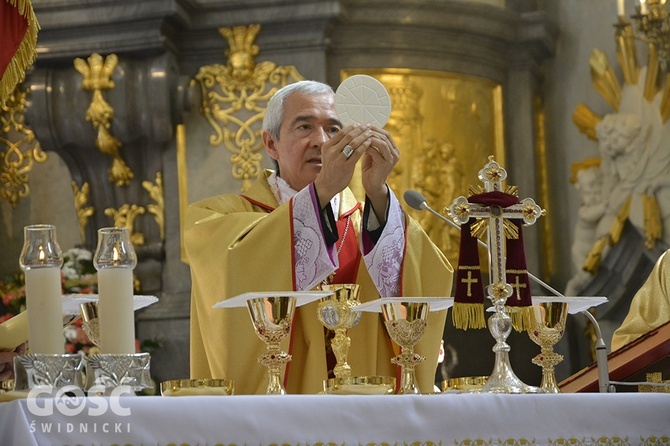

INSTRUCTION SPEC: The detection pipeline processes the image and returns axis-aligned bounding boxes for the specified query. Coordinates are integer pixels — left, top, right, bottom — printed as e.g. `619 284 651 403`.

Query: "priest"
185 80 453 394
611 249 670 350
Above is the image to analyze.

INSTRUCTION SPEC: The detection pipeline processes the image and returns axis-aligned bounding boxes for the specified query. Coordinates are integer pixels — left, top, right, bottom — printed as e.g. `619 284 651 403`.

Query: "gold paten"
74 53 134 187
71 181 95 244
192 24 304 192
142 172 165 240
341 69 505 268
161 378 234 396
323 376 395 395
441 376 488 392
0 86 47 208
104 203 146 246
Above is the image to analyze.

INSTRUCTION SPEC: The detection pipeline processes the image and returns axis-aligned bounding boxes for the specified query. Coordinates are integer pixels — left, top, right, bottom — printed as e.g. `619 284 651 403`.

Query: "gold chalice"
317 284 362 382
527 301 569 393
246 295 296 395
381 301 429 394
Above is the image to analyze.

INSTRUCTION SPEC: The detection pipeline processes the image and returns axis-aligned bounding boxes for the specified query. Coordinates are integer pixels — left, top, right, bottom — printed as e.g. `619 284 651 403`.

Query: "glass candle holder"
94 227 137 354
19 224 64 354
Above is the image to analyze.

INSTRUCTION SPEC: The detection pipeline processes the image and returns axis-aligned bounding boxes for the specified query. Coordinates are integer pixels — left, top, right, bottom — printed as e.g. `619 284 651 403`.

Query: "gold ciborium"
317 284 362 382
381 301 429 394
527 301 569 393
246 295 296 395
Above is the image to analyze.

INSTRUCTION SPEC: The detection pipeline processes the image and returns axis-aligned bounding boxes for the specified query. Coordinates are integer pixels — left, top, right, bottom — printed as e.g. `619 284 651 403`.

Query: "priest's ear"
263 130 279 160
263 131 281 173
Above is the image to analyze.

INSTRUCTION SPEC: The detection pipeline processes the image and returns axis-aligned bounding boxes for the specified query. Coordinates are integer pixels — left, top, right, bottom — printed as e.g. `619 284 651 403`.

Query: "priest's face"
264 92 342 191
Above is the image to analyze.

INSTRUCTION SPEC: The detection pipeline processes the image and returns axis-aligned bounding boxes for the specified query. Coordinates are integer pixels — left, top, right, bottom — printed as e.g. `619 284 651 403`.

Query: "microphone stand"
406 191 613 393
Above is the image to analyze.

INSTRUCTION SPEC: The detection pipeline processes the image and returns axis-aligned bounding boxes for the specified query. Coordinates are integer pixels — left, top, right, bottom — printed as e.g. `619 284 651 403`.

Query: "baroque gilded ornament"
192 24 304 191
74 53 134 187
571 19 670 278
0 86 47 208
104 204 146 246
142 172 165 240
71 181 95 245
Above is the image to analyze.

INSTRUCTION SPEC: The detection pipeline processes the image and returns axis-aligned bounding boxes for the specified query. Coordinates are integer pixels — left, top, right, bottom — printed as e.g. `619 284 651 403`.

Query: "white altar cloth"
1 393 668 445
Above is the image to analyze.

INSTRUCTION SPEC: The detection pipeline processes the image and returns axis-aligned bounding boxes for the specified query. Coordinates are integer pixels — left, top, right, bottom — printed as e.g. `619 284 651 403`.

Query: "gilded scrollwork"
74 53 134 187
192 24 304 192
71 181 95 245
0 86 47 208
104 204 146 246
142 172 165 240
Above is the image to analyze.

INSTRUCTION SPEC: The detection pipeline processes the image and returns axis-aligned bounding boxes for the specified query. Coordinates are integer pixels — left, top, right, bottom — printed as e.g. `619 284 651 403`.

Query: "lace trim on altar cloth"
364 191 405 298
152 437 670 446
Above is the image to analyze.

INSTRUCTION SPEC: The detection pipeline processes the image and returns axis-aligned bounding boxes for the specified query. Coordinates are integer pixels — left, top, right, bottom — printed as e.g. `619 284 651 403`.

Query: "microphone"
404 189 613 393
404 190 466 233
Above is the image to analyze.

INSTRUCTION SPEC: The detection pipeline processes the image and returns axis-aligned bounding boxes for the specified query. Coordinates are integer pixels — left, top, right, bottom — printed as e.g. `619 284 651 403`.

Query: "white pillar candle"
98 267 135 354
640 0 648 14
618 0 625 16
25 268 64 354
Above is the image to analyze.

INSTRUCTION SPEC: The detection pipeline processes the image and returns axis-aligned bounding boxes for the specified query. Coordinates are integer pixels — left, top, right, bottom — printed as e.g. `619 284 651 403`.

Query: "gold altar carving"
573 21 670 272
104 204 146 246
534 94 555 279
638 372 670 393
74 53 134 187
142 172 165 240
71 181 95 245
192 24 304 192
0 86 47 208
341 69 505 266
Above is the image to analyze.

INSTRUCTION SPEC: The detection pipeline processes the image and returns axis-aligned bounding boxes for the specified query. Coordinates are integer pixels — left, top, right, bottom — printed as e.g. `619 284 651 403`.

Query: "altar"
1 393 668 445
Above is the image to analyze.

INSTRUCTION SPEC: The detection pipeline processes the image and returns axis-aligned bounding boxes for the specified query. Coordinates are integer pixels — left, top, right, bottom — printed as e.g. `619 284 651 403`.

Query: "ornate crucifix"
448 156 545 393
449 156 543 303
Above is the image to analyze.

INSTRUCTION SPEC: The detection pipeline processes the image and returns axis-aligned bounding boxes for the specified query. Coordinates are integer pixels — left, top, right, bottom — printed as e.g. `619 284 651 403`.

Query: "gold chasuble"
185 171 453 395
611 249 670 350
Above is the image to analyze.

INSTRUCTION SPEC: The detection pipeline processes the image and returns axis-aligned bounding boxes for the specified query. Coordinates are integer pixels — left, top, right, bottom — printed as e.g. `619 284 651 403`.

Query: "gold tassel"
0 0 40 103
643 194 662 250
583 236 608 273
609 195 631 244
451 303 486 330
507 306 535 332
